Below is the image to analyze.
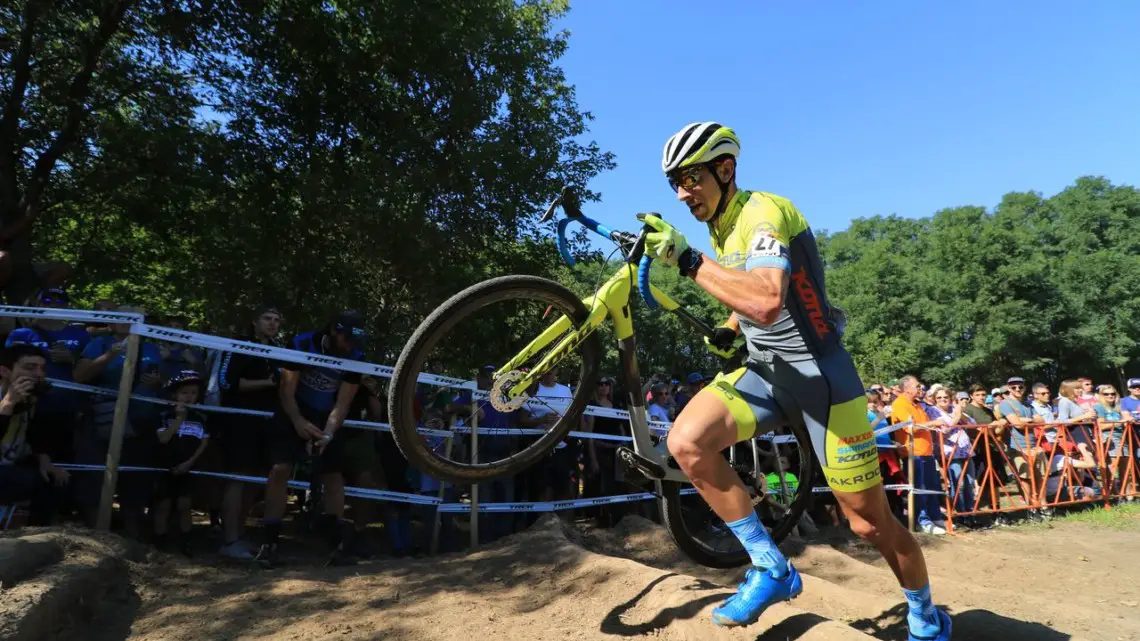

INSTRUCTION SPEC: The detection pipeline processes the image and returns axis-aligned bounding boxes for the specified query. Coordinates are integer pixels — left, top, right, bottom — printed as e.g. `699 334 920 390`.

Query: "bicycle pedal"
618 446 666 480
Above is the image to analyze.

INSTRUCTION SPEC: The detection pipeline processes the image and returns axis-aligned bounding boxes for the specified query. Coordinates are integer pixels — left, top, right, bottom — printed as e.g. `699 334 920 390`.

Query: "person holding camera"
6 288 92 464
0 343 70 525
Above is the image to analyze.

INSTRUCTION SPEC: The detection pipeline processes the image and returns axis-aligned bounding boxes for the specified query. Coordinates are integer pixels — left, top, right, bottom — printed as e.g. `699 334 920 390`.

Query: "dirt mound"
580 515 1135 641
31 516 877 641
0 528 143 641
3 514 1135 640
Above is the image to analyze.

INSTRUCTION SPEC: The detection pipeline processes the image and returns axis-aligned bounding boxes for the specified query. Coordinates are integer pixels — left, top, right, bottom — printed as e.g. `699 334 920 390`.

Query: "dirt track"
5 513 1140 641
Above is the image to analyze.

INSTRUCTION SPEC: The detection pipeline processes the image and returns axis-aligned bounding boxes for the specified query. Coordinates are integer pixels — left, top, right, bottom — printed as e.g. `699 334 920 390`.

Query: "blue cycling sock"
725 513 788 577
903 584 941 637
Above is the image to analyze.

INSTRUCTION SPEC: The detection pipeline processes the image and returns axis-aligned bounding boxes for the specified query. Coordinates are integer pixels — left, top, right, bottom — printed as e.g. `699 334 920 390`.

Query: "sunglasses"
667 165 705 192
1008 384 1024 390
597 380 612 386
39 296 68 305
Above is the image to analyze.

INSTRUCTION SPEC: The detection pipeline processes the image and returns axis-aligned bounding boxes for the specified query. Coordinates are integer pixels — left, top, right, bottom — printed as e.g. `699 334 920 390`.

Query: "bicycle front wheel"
660 421 817 568
388 275 601 485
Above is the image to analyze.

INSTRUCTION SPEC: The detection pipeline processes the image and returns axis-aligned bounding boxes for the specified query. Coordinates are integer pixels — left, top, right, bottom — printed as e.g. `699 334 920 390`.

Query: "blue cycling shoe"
909 607 952 641
711 563 803 627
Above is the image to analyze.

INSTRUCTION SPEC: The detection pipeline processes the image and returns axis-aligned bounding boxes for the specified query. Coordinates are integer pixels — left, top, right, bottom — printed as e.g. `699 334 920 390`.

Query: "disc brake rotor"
489 370 529 412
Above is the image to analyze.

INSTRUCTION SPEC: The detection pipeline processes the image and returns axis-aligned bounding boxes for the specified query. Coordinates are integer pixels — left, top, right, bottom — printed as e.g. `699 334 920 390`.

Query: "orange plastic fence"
928 419 1139 532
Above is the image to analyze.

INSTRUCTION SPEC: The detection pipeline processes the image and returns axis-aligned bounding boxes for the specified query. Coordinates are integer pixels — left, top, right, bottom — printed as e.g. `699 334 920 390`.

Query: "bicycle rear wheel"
660 421 816 568
388 275 601 485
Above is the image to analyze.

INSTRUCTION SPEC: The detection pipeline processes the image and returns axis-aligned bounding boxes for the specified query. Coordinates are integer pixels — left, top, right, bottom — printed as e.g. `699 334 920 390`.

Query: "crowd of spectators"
0 288 672 565
866 374 1139 535
1 283 1137 562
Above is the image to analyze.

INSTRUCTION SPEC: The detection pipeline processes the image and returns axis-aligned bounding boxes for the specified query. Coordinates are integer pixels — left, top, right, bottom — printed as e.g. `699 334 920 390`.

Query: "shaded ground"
4 506 1138 641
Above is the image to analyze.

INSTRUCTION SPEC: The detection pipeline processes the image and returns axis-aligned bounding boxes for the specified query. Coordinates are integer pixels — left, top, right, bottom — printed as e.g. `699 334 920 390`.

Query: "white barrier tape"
437 491 657 513
55 463 441 505
0 305 144 324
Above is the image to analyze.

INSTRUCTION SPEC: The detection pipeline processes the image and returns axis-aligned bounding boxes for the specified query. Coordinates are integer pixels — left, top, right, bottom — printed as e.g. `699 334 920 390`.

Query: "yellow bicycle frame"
497 263 682 399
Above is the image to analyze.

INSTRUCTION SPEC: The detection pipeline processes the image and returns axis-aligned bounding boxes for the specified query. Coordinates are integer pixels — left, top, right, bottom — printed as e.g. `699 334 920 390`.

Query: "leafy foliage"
4 0 613 358
818 177 1140 389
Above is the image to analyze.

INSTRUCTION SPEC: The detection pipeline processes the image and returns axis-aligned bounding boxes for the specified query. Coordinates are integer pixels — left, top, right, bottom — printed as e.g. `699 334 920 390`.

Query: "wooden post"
469 408 479 550
907 423 917 533
96 334 140 531
430 415 456 555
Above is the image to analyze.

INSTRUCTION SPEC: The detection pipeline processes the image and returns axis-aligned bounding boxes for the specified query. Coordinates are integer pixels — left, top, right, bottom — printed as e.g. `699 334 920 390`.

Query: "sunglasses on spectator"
597 381 612 386
1008 384 1024 390
1103 392 1117 397
39 296 67 305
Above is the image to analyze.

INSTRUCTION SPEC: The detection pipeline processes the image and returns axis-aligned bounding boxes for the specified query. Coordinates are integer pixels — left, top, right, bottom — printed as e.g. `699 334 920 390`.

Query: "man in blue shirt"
256 311 366 566
1122 378 1140 418
72 304 163 536
997 376 1040 451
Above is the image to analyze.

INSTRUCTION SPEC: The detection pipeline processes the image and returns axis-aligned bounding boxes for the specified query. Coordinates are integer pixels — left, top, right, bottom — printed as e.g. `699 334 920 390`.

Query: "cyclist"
640 122 951 640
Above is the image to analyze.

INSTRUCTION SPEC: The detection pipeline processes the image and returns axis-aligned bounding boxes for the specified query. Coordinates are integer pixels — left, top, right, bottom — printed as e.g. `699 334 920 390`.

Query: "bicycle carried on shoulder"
387 187 817 568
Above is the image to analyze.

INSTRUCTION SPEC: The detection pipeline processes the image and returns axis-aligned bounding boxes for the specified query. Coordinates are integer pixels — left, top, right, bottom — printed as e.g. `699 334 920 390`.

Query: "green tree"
13 0 613 355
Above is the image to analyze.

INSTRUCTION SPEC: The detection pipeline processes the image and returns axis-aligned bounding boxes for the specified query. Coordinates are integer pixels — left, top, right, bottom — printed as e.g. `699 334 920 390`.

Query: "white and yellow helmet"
661 122 740 174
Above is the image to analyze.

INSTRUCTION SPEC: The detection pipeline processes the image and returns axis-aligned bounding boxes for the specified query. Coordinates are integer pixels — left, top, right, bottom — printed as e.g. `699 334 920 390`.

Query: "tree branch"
0 0 51 217
19 0 135 215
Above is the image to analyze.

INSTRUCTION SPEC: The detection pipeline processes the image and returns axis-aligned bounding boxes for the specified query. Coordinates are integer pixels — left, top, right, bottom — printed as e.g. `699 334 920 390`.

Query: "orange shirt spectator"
892 392 933 456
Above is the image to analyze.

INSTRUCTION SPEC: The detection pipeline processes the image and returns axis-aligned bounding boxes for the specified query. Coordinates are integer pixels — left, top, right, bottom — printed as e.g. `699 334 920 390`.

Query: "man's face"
971 390 987 405
1008 381 1025 400
1033 387 1050 404
330 330 354 354
903 379 922 399
1129 385 1140 399
255 312 281 339
673 160 730 223
2 355 46 384
541 372 557 387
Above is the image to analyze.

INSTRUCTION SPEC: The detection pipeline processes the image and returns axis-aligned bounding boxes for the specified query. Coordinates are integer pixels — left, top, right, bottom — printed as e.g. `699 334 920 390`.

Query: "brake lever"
538 193 562 224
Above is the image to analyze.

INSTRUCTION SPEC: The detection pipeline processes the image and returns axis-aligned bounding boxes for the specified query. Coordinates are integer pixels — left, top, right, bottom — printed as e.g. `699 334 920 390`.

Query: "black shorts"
155 471 195 500
221 413 271 474
268 410 346 475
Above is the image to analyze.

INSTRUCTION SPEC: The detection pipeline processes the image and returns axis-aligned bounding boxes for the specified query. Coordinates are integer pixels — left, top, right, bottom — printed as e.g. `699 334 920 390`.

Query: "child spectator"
153 371 211 554
869 389 905 521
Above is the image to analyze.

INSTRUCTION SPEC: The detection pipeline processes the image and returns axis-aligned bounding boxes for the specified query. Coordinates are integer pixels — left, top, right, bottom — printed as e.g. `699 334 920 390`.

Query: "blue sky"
554 1 1140 253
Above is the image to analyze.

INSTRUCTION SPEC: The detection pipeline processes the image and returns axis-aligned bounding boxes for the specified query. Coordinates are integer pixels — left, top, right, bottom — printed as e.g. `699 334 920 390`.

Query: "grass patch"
1055 501 1140 529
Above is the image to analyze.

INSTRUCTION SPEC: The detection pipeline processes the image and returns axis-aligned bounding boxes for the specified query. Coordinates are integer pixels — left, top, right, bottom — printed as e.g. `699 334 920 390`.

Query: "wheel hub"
489 369 529 412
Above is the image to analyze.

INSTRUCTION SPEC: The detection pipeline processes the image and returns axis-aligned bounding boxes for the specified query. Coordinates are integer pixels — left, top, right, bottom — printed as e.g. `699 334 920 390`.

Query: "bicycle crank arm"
618 446 667 480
